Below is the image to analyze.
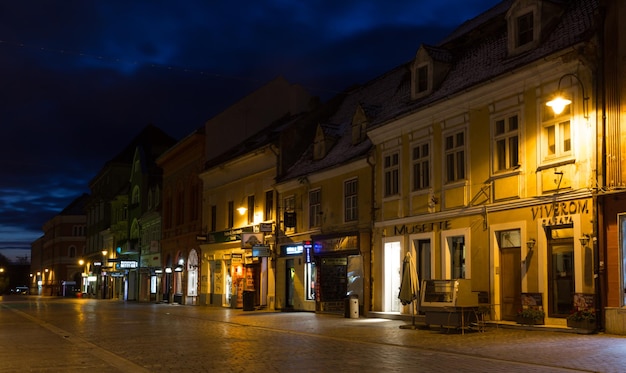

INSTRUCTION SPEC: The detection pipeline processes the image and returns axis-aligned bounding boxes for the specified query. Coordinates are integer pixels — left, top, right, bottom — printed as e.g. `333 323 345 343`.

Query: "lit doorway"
383 240 401 312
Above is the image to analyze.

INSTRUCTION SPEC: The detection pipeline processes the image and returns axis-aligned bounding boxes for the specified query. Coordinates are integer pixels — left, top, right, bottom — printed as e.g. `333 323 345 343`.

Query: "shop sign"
242 233 264 249
259 223 273 232
252 245 271 257
208 226 254 243
304 241 313 263
394 220 451 235
322 257 348 266
119 260 138 269
315 235 357 253
531 200 589 226
231 253 243 263
283 244 304 255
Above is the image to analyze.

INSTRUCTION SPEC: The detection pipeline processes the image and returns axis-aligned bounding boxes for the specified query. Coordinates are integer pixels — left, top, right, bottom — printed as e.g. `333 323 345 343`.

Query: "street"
1 296 625 372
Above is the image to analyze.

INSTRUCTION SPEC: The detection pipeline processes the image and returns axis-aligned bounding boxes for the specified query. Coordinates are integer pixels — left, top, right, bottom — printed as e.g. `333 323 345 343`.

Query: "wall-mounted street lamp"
579 234 591 247
546 73 589 119
526 238 536 251
237 205 247 215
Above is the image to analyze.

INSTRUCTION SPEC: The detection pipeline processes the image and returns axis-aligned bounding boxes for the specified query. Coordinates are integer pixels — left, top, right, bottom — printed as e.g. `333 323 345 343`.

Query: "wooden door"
501 246 521 321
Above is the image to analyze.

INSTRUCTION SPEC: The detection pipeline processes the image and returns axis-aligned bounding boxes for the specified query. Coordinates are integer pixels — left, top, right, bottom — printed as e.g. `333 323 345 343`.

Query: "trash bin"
243 290 255 311
345 294 359 318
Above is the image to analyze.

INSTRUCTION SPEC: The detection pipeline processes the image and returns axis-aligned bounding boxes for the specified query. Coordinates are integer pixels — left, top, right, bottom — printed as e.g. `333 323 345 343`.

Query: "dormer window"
506 0 564 56
351 105 371 145
417 65 428 93
516 11 534 47
410 44 450 100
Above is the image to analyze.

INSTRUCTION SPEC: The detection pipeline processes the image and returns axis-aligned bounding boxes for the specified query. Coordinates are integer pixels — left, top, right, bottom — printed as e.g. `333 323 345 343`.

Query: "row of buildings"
30 0 626 334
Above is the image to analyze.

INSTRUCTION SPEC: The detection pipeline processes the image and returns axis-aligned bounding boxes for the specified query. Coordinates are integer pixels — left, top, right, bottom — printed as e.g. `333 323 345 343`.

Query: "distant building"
31 193 88 296
157 126 205 305
84 124 176 300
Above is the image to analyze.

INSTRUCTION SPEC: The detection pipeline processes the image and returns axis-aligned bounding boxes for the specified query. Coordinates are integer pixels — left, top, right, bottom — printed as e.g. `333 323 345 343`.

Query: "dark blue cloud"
0 0 501 260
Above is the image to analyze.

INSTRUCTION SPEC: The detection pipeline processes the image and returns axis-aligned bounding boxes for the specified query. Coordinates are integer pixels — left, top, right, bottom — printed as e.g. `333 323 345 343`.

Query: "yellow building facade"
368 0 598 326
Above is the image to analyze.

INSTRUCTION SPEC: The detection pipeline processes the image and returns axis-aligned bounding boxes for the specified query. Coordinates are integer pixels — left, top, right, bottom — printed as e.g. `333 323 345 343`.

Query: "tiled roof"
279 0 599 183
372 0 599 127
279 67 408 181
204 113 303 170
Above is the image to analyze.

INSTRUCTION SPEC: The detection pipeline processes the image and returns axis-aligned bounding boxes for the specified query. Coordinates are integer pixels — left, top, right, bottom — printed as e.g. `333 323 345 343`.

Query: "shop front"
312 233 365 316
373 196 595 328
276 241 316 311
200 228 271 310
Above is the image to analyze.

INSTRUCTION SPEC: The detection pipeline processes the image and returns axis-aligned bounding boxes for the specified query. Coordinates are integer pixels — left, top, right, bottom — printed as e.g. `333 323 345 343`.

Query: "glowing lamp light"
237 206 247 215
546 73 589 119
546 95 571 115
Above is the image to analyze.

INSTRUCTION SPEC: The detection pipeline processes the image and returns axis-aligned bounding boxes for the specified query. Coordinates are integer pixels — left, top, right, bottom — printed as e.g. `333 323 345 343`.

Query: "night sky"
0 0 501 262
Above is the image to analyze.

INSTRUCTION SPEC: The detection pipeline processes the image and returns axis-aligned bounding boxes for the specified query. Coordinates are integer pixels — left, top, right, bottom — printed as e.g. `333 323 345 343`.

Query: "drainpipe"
594 4 606 332
366 149 376 314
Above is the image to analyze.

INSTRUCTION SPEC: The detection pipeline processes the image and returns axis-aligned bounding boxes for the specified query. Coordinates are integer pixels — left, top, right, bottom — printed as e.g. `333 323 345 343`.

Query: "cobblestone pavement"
1 295 625 372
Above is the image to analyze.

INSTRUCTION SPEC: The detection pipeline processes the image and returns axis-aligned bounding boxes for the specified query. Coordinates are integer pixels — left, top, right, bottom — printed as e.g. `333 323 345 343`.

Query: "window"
190 185 199 221
309 189 321 228
516 12 534 47
132 186 140 205
69 246 76 258
417 65 428 93
542 103 572 161
247 195 255 224
449 236 466 279
344 179 358 222
284 195 296 229
227 201 234 228
210 205 217 232
412 142 430 191
445 130 466 182
493 114 519 172
265 190 274 221
176 190 185 225
384 152 399 197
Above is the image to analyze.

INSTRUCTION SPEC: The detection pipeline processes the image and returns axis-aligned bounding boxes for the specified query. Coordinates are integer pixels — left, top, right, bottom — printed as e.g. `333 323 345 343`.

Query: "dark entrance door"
286 259 295 308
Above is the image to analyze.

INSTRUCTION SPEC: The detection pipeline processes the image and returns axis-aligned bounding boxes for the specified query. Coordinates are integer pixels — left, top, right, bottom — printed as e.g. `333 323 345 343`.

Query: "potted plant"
516 307 545 325
567 308 596 331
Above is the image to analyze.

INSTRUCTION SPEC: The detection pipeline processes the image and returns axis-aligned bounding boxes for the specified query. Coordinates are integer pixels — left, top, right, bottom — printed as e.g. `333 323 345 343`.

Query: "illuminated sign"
304 241 313 263
119 260 138 269
285 245 303 255
252 245 271 257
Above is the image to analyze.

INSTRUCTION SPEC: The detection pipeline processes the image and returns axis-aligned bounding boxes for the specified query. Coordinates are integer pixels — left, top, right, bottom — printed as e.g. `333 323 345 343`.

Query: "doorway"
413 239 431 282
547 225 575 317
496 229 522 321
383 241 401 312
286 258 295 308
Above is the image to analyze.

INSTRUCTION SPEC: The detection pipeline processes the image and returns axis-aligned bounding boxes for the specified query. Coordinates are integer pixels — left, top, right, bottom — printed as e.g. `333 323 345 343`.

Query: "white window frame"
492 112 520 173
443 128 467 184
309 188 321 228
541 94 573 164
441 228 470 279
383 151 400 198
344 178 358 222
411 140 431 192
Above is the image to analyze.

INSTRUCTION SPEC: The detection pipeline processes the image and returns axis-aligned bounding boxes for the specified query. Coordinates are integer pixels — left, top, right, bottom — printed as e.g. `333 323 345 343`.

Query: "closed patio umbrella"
398 251 420 329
